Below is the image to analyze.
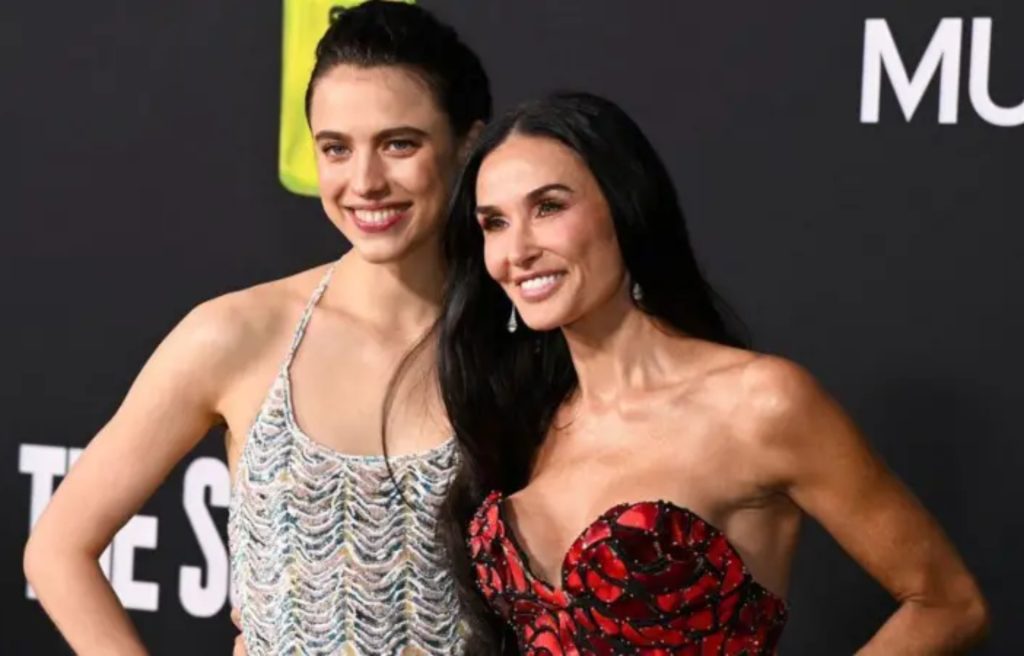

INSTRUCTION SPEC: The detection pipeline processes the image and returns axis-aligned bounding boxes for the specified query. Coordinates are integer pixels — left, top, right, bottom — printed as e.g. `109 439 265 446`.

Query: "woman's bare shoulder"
165 262 336 374
670 343 824 440
715 351 840 459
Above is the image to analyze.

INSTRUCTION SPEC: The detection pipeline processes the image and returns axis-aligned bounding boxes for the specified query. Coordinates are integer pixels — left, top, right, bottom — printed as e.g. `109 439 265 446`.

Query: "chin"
350 239 412 264
520 314 568 333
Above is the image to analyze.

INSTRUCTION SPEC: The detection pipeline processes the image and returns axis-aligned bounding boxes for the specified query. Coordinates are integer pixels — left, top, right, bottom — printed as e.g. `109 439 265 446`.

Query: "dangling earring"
631 281 644 302
506 304 518 333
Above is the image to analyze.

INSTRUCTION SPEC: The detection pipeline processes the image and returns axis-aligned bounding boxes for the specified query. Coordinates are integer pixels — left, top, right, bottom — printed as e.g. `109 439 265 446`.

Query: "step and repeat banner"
4 1 1021 654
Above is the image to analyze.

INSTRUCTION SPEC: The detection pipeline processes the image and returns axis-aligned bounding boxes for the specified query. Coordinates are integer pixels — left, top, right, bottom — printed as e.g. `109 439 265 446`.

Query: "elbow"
957 591 991 648
23 530 71 592
23 532 46 590
24 529 107 597
902 581 991 650
930 582 991 650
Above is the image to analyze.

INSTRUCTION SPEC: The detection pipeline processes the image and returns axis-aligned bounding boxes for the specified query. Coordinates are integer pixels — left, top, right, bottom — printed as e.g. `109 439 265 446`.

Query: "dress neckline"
490 490 788 606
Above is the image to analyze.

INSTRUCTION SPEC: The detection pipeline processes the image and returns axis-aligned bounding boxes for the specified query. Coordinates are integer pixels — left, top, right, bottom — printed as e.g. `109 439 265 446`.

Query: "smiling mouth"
348 204 411 233
515 272 567 302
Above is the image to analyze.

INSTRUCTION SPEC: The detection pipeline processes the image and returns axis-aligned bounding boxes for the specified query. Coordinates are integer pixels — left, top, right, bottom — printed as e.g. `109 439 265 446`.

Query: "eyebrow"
313 126 430 142
476 183 574 216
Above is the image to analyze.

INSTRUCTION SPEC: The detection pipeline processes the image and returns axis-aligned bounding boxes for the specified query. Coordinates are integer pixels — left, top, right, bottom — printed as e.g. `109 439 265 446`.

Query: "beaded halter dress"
229 264 463 655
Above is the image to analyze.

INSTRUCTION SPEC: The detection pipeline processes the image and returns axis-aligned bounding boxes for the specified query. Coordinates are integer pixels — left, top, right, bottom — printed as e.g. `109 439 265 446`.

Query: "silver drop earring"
506 304 518 333
631 281 644 302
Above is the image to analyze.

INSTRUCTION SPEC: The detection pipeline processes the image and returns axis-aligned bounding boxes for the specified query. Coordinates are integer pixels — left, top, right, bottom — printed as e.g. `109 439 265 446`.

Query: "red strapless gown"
468 491 788 655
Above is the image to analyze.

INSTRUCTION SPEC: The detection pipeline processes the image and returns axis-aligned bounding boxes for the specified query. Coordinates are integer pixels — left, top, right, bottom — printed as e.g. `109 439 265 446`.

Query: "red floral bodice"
467 491 788 655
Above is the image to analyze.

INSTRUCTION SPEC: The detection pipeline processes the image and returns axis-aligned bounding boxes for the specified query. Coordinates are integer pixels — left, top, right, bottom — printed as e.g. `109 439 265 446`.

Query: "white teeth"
519 274 563 291
353 207 404 224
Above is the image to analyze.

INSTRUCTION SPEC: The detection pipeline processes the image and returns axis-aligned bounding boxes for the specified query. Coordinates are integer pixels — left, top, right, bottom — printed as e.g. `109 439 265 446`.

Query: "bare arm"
23 297 258 655
750 357 989 654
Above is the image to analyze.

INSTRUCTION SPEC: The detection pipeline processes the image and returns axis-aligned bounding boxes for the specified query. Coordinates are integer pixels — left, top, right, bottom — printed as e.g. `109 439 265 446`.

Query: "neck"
562 287 684 408
330 235 446 338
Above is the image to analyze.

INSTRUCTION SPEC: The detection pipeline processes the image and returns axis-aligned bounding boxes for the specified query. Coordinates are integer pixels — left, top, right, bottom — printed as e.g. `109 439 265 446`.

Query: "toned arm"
23 295 267 655
748 357 989 654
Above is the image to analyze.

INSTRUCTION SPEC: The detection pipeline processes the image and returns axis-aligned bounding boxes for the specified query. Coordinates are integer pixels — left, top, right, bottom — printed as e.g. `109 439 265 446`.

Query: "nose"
508 220 541 269
350 151 388 198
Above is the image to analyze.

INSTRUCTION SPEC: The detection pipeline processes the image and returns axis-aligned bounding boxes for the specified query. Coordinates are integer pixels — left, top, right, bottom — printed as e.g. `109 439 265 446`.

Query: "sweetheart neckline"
489 490 788 606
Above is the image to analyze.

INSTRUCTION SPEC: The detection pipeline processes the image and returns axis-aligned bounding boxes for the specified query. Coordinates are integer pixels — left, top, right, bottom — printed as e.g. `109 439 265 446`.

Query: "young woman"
24 3 491 654
438 92 989 654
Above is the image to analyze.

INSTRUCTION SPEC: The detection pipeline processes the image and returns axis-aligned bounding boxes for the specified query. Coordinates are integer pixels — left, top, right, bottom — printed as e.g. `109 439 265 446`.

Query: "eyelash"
537 199 564 216
479 198 566 232
481 216 507 232
384 139 418 153
320 139 420 159
321 143 349 157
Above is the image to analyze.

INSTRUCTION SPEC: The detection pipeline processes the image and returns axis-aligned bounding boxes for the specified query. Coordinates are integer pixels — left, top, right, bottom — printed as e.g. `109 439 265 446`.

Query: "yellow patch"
278 0 415 196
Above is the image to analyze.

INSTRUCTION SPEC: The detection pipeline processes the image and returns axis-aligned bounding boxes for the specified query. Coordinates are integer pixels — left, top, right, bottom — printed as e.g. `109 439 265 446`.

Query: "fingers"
231 607 246 655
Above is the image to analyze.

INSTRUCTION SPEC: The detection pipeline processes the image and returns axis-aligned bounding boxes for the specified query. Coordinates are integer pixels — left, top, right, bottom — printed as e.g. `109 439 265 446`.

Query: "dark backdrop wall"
3 1 1021 654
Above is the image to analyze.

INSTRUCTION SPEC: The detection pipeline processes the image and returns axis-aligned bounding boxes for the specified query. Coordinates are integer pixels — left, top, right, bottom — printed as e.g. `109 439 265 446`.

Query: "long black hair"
438 91 748 651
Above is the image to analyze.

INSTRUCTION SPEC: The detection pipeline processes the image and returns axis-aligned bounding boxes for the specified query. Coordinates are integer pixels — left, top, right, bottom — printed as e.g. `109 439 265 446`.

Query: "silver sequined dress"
228 264 463 655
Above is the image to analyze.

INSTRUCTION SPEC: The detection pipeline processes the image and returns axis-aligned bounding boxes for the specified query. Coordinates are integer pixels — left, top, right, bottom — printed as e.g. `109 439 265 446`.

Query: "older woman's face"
475 134 628 331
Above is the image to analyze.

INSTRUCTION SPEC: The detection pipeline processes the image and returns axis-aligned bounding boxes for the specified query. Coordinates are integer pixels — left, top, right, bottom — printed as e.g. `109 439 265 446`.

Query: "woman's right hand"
231 607 247 656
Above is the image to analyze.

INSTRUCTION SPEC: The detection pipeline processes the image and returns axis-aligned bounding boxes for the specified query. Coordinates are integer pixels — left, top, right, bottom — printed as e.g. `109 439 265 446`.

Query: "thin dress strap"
280 260 339 372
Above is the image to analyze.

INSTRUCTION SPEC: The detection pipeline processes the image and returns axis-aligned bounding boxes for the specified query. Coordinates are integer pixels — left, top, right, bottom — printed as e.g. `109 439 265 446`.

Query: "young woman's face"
475 134 628 331
309 65 460 264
